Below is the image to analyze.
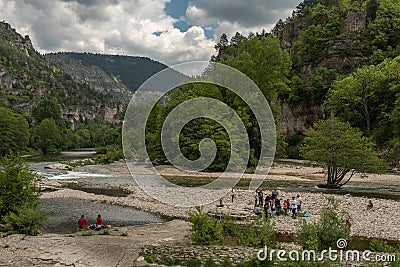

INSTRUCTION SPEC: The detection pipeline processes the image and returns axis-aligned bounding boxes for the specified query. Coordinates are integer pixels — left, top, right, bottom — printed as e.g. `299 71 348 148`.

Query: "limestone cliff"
0 21 123 123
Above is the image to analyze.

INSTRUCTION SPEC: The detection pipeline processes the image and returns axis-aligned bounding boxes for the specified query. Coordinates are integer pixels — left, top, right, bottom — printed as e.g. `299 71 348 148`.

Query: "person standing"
272 189 278 200
296 194 302 212
275 198 281 216
78 215 87 230
291 197 297 219
254 190 259 207
283 199 289 215
258 190 264 207
231 188 236 203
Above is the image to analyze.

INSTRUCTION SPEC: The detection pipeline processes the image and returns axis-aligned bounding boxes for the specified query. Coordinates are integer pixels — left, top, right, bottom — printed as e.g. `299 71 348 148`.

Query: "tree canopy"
0 107 30 156
300 117 386 187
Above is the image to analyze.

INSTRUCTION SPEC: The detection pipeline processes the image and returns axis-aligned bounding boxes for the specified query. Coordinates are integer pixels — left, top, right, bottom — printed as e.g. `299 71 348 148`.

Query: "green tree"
217 35 291 101
32 98 62 122
328 65 388 135
32 118 64 154
300 117 386 188
0 107 30 156
0 155 40 220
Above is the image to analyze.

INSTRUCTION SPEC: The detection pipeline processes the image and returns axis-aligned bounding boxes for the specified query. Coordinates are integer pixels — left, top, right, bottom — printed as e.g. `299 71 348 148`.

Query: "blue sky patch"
165 0 189 19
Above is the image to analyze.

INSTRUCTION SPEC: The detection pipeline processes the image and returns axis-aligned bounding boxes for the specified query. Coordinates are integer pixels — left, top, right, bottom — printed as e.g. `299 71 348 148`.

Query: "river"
28 150 166 234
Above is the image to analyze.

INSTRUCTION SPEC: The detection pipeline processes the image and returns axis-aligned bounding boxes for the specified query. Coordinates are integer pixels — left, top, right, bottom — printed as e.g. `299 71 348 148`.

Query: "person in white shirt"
296 194 302 212
291 196 297 218
231 188 235 203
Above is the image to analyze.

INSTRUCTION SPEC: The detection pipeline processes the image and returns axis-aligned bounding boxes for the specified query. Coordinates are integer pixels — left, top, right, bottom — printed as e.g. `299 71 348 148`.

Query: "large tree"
300 117 386 188
0 107 30 156
328 65 387 136
31 118 64 154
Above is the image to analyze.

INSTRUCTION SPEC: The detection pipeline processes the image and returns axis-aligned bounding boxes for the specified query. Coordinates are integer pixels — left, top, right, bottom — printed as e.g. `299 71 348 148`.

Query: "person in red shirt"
95 214 103 229
78 215 87 229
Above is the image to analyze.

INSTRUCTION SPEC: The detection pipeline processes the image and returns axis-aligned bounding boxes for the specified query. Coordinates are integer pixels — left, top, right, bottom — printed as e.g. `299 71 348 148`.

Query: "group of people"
77 214 104 230
253 189 303 219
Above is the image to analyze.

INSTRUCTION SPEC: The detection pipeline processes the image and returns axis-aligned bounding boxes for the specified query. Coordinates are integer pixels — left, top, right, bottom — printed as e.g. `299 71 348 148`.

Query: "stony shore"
41 184 400 241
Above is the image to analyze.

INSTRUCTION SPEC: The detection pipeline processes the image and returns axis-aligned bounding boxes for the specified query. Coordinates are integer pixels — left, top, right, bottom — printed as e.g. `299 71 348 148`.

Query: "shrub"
370 239 398 253
0 155 41 219
187 207 223 245
203 258 217 267
297 197 351 250
186 258 202 267
187 207 274 247
4 205 47 236
81 230 93 236
0 155 46 236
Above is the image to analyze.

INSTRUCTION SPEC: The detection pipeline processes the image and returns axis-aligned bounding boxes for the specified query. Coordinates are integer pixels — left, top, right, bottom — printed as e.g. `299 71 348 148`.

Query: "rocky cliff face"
0 21 123 124
277 8 369 135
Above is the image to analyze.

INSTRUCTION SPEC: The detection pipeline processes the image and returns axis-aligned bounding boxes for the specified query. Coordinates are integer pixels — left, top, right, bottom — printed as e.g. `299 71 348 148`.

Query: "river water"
29 151 166 234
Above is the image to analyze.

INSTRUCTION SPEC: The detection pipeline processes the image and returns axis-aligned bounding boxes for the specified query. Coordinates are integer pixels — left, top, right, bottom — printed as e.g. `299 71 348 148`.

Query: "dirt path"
0 220 190 267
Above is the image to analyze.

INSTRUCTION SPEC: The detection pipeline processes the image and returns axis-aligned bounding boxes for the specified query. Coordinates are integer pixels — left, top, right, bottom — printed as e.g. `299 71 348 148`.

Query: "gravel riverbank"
41 181 400 241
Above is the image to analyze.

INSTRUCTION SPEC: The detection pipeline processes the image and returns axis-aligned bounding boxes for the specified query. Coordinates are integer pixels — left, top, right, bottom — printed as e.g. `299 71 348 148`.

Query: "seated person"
254 205 262 215
367 200 373 209
95 214 103 230
78 215 87 230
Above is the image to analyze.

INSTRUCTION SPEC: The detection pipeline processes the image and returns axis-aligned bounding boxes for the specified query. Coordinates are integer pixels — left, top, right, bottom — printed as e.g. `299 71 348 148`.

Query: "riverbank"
41 180 400 241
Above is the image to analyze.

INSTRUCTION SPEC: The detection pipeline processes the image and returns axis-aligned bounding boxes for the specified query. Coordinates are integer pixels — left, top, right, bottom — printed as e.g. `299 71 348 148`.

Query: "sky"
0 0 302 66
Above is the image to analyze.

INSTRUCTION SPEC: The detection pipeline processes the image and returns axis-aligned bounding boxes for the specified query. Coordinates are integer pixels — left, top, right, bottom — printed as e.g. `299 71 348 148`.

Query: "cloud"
187 0 299 27
186 0 301 40
0 0 215 65
0 0 301 66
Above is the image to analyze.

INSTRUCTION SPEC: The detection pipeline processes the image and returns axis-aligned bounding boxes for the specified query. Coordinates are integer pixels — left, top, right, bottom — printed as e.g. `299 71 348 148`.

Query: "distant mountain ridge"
0 21 123 123
45 52 173 103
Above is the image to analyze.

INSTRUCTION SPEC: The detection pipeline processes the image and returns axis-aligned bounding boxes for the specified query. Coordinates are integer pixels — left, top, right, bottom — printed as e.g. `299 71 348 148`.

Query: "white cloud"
0 0 301 65
186 0 302 41
0 0 215 65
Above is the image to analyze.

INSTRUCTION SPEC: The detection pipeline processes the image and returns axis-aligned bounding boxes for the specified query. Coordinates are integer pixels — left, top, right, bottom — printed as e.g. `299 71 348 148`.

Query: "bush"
4 205 46 235
0 155 41 219
203 258 217 267
186 258 202 267
187 207 274 247
187 207 223 245
297 197 351 250
370 239 398 253
95 145 123 164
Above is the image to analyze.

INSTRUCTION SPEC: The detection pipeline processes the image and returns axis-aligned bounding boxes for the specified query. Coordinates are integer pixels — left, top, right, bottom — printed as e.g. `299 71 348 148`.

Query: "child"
283 199 289 215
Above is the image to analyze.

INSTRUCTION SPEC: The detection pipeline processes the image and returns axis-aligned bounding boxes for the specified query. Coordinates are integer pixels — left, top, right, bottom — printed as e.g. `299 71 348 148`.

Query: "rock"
136 256 145 262
45 163 71 170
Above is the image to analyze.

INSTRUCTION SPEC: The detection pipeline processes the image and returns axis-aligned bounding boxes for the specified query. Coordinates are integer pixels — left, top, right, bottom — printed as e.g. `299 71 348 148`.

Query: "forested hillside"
143 0 400 170
210 0 400 166
0 22 122 155
46 52 171 96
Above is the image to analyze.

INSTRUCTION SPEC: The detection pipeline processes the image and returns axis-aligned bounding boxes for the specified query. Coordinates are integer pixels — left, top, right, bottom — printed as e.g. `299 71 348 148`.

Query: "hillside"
45 52 171 98
211 0 400 164
0 21 123 123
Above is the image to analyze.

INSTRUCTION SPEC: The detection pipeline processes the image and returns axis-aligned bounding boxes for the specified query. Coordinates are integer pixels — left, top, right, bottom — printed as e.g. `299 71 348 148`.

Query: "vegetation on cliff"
0 22 123 156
